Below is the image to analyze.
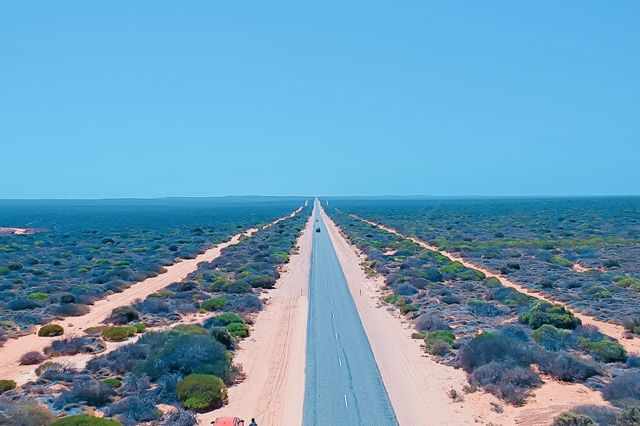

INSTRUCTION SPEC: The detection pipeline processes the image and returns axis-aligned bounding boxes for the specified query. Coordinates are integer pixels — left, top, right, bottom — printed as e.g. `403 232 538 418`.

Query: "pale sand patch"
0 208 303 383
198 208 313 426
355 216 640 354
0 227 36 235
322 208 608 426
572 263 591 273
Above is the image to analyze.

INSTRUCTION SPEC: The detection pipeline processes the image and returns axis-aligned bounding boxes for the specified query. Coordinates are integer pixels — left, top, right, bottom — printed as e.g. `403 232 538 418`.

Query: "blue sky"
1 1 638 198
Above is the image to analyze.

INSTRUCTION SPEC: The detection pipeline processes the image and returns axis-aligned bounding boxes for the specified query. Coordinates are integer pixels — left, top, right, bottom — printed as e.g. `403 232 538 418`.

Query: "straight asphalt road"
303 202 398 425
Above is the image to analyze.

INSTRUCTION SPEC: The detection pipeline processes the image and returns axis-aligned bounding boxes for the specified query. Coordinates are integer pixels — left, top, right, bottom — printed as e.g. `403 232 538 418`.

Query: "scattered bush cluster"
0 198 306 344
326 204 635 407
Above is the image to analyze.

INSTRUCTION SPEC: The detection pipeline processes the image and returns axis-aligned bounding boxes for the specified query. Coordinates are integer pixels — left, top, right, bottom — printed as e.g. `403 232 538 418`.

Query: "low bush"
519 301 581 330
35 361 61 377
19 351 48 365
27 292 49 301
38 323 64 337
172 325 208 335
107 306 139 324
532 325 572 351
133 332 229 380
54 380 115 408
248 275 276 289
602 371 640 404
483 277 502 289
159 408 197 426
51 415 122 425
468 300 507 317
104 394 160 425
53 303 90 316
616 404 640 425
0 380 16 394
551 412 596 426
415 313 451 332
622 317 640 335
425 330 455 355
200 297 228 312
212 312 244 326
226 323 249 338
101 378 122 389
470 363 541 405
537 353 601 382
458 332 533 372
102 326 137 342
571 405 619 426
586 286 613 299
0 398 56 425
176 374 227 411
45 336 103 356
578 337 627 363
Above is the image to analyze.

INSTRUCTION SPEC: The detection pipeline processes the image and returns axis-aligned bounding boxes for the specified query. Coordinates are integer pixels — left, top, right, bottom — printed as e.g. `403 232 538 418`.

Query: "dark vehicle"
316 228 321 233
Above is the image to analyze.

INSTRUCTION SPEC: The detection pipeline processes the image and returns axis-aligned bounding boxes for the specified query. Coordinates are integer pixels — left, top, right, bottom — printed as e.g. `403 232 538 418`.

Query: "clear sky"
1 1 638 198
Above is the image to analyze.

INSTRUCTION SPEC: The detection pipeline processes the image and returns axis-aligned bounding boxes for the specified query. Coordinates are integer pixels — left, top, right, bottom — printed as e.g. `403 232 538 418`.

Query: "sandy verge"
198 208 313 426
0 208 302 383
322 208 607 425
355 216 640 354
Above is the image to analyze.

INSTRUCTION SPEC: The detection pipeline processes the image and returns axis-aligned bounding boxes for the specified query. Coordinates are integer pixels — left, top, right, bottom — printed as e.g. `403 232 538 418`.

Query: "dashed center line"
338 357 342 367
344 394 348 408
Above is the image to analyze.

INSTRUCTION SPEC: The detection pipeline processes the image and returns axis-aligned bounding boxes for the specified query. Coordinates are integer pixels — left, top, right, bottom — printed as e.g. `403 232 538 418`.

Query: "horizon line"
0 193 639 201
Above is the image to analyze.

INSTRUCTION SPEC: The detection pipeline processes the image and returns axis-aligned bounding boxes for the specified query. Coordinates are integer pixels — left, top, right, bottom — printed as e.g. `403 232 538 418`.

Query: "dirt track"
355 215 640 354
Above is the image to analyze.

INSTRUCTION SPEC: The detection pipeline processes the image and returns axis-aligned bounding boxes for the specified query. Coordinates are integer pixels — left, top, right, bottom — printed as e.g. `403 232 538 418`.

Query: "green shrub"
28 292 49 300
0 379 16 394
272 251 289 262
532 325 572 350
173 325 209 335
248 275 277 288
215 312 244 325
176 374 227 411
483 277 502 288
425 330 455 355
101 378 122 389
519 301 581 329
399 303 418 314
51 415 122 425
132 323 146 333
586 286 613 299
551 411 596 426
384 294 398 304
550 256 573 267
38 324 64 337
617 404 640 425
578 337 627 363
200 297 228 312
226 322 250 338
108 306 139 324
101 326 137 341
35 361 62 377
613 275 640 292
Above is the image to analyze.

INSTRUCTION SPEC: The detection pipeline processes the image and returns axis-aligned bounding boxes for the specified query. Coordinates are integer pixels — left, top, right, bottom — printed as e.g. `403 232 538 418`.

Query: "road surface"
303 202 398 425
